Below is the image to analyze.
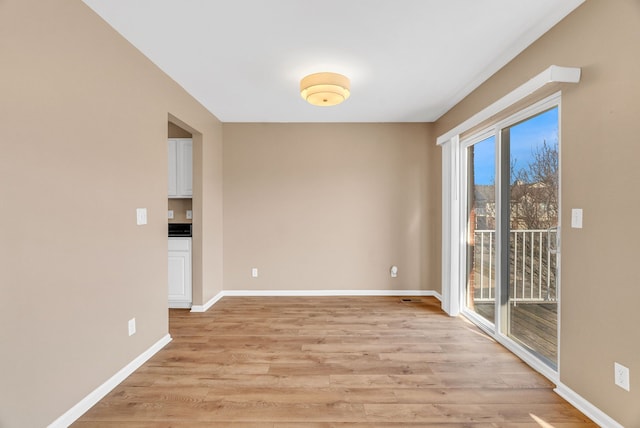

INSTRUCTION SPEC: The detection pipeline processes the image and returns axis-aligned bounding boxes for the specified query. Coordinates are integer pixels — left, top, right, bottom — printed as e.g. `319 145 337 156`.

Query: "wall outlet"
128 318 136 336
167 210 174 219
251 268 258 278
614 362 630 391
390 265 398 278
186 210 193 220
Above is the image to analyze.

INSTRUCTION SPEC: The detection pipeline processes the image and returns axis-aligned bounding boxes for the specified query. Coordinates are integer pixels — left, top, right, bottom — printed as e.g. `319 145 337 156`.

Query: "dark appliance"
168 223 192 237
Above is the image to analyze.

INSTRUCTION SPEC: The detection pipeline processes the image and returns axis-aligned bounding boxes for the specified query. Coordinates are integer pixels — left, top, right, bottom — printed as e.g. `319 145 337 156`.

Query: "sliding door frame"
452 92 563 382
440 67 578 317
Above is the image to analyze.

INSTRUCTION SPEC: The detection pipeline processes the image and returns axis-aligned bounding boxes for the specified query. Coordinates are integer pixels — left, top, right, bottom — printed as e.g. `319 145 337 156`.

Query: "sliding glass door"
465 134 496 324
502 107 559 365
463 98 560 369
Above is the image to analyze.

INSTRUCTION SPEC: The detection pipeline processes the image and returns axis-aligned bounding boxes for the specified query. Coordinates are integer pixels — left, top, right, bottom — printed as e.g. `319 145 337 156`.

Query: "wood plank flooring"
72 296 595 427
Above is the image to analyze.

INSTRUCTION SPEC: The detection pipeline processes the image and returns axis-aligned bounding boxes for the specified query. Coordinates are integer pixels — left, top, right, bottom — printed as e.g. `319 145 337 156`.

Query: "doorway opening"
168 121 193 310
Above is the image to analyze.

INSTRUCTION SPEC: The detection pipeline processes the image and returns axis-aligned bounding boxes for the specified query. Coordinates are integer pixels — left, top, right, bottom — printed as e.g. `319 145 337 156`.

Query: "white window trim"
437 65 579 146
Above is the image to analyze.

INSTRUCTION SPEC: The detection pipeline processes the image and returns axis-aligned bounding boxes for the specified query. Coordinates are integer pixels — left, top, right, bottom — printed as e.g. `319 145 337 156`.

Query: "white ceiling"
82 0 584 123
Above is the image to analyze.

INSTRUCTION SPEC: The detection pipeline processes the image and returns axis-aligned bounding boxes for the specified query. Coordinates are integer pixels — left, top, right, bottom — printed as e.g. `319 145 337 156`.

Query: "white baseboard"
223 289 442 299
190 290 224 312
48 334 172 428
190 289 441 313
169 301 192 309
554 382 623 428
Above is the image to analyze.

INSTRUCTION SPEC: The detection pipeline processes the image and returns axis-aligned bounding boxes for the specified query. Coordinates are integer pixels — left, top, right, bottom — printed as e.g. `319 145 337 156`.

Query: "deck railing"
472 229 557 303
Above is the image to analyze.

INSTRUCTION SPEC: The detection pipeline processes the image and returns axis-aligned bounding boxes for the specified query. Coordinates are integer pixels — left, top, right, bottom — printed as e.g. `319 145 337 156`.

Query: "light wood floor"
73 296 595 427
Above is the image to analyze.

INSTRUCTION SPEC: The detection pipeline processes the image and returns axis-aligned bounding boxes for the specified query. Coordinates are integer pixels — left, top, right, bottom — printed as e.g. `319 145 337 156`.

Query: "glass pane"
466 136 496 323
506 107 559 366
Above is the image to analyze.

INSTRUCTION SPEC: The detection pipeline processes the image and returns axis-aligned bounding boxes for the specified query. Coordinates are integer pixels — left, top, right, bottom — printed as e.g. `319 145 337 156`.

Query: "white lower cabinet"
168 237 192 308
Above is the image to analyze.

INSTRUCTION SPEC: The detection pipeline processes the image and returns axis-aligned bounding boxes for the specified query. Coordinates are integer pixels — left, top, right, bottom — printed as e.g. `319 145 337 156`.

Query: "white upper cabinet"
177 139 192 196
168 138 192 198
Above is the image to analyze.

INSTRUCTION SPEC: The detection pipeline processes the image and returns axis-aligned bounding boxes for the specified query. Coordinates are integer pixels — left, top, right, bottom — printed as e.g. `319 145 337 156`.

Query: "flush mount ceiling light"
300 72 350 107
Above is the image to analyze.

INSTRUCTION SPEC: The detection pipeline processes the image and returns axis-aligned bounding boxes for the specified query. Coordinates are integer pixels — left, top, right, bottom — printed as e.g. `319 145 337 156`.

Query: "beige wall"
168 122 192 139
222 123 439 293
434 1 640 425
0 0 223 426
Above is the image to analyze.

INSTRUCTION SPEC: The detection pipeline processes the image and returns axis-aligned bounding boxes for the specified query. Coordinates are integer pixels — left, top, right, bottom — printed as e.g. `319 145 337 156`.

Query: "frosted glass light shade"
300 72 350 106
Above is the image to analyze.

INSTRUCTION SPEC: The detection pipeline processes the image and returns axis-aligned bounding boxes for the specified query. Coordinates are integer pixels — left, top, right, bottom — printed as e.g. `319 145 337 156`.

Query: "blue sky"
473 107 558 185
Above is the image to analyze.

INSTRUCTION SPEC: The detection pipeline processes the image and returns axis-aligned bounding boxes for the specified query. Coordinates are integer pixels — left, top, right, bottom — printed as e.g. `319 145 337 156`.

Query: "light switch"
186 210 193 220
136 208 147 225
128 318 136 336
167 210 174 219
571 208 583 228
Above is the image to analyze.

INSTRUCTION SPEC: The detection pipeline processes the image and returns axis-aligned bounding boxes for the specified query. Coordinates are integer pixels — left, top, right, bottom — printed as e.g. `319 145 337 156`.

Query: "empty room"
1 1 638 427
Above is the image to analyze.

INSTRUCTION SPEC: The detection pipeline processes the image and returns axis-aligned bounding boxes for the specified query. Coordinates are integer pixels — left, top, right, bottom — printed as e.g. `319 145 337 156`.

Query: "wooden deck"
474 302 558 364
73 296 592 427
